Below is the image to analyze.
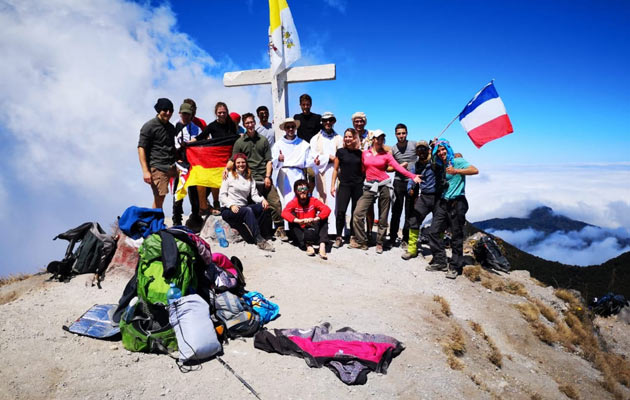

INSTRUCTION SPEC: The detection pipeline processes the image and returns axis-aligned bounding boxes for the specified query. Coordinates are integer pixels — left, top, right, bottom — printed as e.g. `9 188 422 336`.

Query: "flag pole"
436 112 461 139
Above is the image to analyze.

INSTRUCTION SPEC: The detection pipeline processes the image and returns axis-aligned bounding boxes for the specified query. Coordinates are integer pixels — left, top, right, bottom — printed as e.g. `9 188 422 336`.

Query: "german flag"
182 136 238 192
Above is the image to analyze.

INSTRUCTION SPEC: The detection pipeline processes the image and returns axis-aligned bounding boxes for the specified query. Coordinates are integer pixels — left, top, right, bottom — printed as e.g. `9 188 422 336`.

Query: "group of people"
137 94 478 279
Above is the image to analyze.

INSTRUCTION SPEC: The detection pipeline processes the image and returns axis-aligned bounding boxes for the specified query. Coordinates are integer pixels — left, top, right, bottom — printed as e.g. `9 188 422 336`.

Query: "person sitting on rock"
281 179 331 259
219 153 274 252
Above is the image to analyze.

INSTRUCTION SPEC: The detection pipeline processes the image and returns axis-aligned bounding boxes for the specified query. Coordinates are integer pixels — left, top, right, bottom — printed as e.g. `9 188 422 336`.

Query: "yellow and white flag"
269 0 301 76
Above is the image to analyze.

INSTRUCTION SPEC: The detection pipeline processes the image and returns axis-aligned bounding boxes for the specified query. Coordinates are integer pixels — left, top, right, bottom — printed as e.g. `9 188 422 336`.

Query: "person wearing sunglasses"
281 179 331 259
137 98 177 210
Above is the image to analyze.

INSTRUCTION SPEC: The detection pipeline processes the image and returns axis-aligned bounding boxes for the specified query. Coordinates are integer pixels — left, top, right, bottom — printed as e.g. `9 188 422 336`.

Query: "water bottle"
124 297 138 323
166 283 182 305
214 220 229 248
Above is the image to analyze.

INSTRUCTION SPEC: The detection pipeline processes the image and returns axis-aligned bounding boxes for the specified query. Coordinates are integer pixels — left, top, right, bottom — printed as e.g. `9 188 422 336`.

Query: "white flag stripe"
460 97 508 132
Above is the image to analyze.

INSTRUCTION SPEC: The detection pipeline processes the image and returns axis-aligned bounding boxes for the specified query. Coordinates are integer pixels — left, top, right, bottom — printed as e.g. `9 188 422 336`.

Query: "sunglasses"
284 125 296 130
296 187 309 193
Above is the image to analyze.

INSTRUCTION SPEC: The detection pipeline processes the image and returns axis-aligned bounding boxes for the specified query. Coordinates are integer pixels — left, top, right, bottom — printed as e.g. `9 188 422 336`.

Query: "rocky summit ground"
1 234 629 400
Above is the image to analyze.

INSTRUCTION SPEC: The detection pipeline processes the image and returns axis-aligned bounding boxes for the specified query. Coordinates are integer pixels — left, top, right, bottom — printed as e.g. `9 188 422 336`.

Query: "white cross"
223 64 336 140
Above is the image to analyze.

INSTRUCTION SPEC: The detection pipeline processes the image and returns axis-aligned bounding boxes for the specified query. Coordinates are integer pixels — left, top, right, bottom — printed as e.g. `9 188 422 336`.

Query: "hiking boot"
426 263 448 272
348 238 368 250
401 251 417 260
445 268 459 279
306 246 315 256
275 226 289 242
332 237 343 248
257 240 275 252
400 241 408 251
376 244 383 254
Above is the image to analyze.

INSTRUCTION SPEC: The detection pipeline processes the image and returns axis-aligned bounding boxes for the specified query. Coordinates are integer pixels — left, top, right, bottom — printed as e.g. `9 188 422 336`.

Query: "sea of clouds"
1 1 628 275
467 164 630 266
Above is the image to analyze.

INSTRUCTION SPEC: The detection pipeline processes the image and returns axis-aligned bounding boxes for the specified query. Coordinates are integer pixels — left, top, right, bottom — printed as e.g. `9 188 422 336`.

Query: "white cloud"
0 0 263 275
488 226 630 266
466 163 630 229
323 0 347 13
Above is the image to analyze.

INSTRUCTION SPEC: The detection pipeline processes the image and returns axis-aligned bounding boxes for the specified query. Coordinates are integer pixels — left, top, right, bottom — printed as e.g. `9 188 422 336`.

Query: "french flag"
459 81 513 148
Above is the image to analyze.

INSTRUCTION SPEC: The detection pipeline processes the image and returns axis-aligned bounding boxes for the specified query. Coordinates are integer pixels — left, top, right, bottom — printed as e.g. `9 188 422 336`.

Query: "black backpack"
473 235 510 272
591 293 629 317
47 222 117 282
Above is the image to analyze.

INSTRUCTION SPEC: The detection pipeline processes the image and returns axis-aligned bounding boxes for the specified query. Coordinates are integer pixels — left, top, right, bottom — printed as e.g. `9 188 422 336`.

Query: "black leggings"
335 183 363 237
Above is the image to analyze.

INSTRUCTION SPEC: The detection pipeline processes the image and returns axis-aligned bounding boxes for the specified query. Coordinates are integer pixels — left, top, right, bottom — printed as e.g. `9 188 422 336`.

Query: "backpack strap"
158 230 179 279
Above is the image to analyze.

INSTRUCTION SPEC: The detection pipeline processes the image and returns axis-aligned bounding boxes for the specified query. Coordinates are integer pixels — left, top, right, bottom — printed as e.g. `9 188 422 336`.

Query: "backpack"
473 235 511 272
137 231 197 306
211 291 261 340
242 291 280 324
47 222 117 281
119 299 177 353
591 293 629 317
119 206 166 239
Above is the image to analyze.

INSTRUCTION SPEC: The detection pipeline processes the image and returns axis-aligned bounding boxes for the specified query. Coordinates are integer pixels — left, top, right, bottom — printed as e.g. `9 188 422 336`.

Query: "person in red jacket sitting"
281 179 331 259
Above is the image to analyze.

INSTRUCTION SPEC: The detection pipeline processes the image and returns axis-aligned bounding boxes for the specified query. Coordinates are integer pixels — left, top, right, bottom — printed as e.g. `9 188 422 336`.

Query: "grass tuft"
533 299 557 322
469 321 502 368
0 273 33 288
463 265 481 282
558 383 579 399
433 295 452 317
515 302 540 323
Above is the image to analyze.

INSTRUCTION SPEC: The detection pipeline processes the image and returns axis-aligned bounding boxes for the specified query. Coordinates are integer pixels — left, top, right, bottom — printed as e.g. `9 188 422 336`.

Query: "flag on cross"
269 0 301 76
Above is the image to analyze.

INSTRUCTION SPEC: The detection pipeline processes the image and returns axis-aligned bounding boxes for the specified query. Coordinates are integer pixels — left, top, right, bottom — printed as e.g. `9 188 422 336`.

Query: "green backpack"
136 232 197 306
119 300 177 353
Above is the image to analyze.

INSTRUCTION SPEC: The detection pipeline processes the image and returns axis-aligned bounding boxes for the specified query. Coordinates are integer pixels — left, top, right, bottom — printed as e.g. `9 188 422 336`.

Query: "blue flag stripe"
459 83 500 120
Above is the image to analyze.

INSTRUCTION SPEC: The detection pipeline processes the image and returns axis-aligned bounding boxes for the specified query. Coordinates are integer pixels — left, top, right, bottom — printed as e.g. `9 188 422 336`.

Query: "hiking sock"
407 229 419 256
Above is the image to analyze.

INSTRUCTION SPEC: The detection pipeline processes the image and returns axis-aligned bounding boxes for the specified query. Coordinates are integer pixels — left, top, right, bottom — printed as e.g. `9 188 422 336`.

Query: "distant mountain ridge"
472 206 630 250
473 206 592 234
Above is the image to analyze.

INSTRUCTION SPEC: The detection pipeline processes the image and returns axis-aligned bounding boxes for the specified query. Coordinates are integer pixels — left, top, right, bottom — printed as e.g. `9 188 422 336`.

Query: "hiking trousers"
428 196 468 271
221 203 271 243
408 193 436 230
352 185 391 246
290 219 329 249
256 181 283 226
389 180 414 243
335 183 363 238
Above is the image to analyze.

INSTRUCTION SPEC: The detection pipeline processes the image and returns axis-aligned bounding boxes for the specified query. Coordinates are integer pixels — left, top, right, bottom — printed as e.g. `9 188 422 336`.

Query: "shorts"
150 166 176 197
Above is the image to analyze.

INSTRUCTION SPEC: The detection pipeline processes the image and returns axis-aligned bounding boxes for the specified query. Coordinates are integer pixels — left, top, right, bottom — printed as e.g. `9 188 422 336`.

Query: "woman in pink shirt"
350 130 421 253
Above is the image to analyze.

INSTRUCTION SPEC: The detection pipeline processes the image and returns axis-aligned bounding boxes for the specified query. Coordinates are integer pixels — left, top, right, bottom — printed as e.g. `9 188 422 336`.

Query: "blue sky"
0 0 628 275
168 0 630 164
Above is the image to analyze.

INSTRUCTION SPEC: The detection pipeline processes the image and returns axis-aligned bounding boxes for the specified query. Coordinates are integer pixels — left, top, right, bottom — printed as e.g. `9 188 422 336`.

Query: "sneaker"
332 237 343 248
376 244 383 254
401 251 417 260
306 246 315 256
426 263 448 272
275 226 289 242
257 240 275 252
445 268 459 279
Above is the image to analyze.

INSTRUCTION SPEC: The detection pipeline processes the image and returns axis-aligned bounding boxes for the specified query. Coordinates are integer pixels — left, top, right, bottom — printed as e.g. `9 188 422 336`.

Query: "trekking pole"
217 357 262 400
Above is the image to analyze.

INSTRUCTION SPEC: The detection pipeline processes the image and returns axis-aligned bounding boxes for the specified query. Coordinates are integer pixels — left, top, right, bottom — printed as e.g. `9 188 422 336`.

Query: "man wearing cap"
171 102 202 226
352 111 375 238
401 140 436 260
309 112 343 235
388 123 417 248
255 105 275 148
138 98 177 209
182 98 207 129
272 117 315 210
229 113 287 241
